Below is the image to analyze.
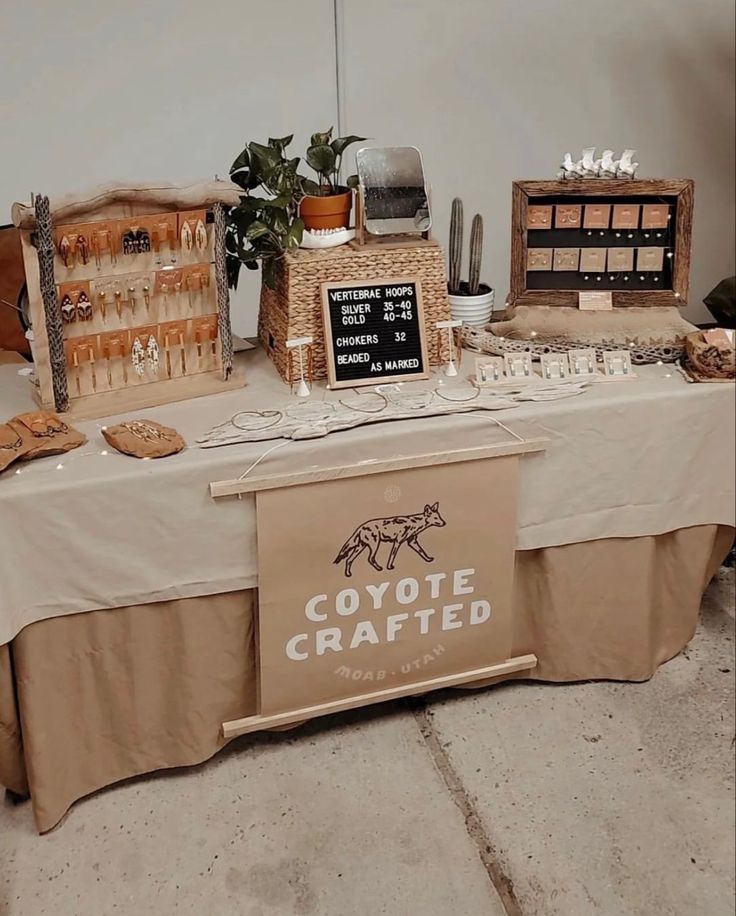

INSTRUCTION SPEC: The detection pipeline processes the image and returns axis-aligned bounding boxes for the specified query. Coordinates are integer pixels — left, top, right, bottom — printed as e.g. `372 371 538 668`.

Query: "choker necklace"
230 410 283 432
339 392 389 414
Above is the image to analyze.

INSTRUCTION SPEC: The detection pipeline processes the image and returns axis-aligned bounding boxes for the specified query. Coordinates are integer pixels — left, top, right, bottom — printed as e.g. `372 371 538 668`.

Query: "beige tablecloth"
0 350 733 644
2 523 731 833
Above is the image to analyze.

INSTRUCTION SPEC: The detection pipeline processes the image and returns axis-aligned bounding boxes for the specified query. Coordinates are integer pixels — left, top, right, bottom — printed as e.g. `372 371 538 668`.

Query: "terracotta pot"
300 188 352 231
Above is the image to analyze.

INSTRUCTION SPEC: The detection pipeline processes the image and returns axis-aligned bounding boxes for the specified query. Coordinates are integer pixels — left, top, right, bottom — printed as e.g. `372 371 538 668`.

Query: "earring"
131 337 146 376
128 286 137 315
194 220 207 251
143 284 151 311
97 290 107 320
146 335 159 374
181 221 193 251
77 234 89 265
60 294 76 322
76 291 93 321
58 236 72 267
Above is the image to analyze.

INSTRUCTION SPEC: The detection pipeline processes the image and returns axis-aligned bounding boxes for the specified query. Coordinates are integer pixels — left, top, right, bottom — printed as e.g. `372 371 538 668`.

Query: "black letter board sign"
321 277 430 389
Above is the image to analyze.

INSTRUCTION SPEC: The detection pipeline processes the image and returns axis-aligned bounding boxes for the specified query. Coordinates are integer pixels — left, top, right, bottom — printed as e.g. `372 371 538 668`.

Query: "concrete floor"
1 567 733 916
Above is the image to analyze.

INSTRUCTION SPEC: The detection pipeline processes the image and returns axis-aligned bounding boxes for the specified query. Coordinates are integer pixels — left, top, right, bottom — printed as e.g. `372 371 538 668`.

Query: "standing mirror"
356 147 431 235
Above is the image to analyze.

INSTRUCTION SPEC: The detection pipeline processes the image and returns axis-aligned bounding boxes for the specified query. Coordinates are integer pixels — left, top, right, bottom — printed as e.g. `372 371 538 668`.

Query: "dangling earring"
131 336 146 376
77 234 89 265
76 291 93 321
181 221 193 251
194 220 207 251
146 335 159 374
58 236 72 268
60 294 76 323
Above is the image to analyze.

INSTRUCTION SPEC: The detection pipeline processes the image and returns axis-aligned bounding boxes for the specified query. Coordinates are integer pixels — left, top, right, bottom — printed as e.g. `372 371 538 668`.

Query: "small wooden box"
258 240 451 381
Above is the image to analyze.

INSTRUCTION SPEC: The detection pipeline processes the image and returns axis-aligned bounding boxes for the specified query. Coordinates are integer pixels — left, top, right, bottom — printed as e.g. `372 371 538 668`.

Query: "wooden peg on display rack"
435 319 463 377
286 336 314 397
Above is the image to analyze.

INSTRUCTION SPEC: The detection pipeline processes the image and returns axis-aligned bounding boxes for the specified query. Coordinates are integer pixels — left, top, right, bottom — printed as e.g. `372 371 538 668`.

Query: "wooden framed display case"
11 181 245 419
509 179 694 309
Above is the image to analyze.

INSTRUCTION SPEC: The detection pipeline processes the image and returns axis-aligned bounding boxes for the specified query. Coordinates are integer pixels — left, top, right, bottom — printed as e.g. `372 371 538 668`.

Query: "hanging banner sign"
254 457 521 717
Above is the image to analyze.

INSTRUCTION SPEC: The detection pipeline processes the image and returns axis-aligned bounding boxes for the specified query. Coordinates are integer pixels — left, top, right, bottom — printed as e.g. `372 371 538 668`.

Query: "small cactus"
468 214 483 295
448 198 463 295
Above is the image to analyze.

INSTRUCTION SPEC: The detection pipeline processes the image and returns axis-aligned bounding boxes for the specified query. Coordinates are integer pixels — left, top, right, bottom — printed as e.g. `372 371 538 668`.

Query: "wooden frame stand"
510 179 694 309
351 186 435 250
12 181 245 419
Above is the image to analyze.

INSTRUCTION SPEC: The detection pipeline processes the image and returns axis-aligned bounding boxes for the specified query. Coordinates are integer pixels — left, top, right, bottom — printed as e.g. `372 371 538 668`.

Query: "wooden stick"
222 654 538 738
209 436 547 497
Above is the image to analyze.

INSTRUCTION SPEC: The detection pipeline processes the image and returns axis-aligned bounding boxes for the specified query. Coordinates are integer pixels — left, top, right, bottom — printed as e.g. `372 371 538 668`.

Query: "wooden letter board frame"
321 276 430 389
510 179 694 309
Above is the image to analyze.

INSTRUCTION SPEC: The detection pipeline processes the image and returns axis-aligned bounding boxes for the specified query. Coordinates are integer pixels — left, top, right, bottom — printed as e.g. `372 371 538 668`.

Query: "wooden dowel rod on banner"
222 653 538 739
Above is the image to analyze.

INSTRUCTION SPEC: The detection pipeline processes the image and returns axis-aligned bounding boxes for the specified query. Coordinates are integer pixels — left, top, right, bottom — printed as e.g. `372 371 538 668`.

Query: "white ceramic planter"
448 287 495 326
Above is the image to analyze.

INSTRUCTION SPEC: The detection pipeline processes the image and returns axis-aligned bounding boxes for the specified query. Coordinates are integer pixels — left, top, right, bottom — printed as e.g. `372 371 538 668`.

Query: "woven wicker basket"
259 241 451 381
683 331 735 380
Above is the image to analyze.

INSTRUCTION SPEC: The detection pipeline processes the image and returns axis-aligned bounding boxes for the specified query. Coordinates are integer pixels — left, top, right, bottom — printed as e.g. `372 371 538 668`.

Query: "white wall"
339 0 736 322
2 1 734 325
0 0 338 335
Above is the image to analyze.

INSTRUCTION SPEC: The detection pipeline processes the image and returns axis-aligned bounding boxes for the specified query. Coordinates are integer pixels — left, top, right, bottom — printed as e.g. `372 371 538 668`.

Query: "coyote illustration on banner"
334 502 446 577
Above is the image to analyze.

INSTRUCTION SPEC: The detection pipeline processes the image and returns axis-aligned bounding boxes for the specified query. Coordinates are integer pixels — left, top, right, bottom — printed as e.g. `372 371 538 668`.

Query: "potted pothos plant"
226 135 308 289
299 128 366 231
226 129 366 289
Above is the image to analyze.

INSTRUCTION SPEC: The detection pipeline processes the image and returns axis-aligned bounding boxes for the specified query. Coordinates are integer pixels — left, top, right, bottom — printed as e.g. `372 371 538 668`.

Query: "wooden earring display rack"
11 181 246 420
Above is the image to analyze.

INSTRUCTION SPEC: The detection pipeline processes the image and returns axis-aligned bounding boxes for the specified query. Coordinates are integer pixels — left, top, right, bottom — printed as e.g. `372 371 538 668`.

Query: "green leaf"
248 141 281 179
263 208 290 234
262 258 279 289
245 220 270 241
298 177 321 197
284 217 305 250
268 134 294 151
226 255 242 290
306 144 336 175
261 194 291 209
229 147 250 174
331 135 367 157
345 174 360 189
310 128 333 146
